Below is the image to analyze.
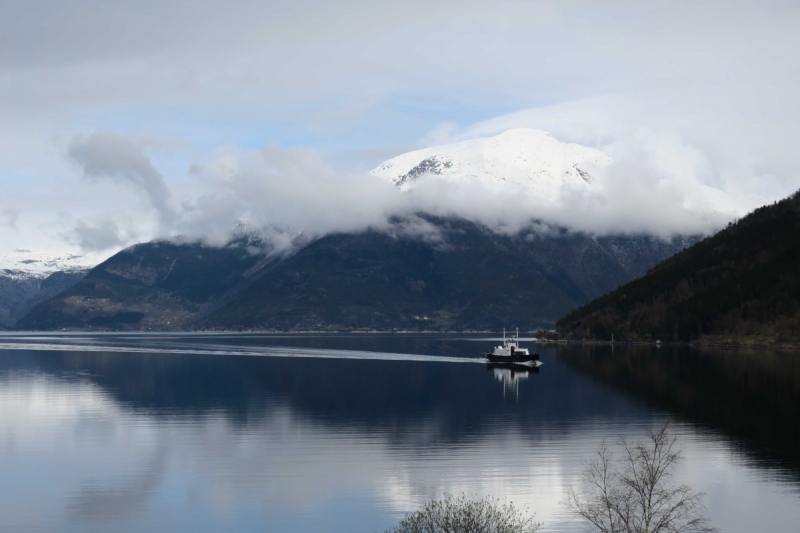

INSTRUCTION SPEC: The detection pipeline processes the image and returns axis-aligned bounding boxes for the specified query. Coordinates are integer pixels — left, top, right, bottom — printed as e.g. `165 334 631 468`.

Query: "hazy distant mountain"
0 271 87 329
371 128 611 197
0 250 99 328
556 190 800 343
14 232 290 331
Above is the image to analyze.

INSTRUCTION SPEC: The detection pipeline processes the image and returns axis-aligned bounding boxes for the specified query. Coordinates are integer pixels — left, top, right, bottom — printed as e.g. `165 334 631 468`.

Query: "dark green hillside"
15 237 280 331
557 190 800 343
207 219 693 331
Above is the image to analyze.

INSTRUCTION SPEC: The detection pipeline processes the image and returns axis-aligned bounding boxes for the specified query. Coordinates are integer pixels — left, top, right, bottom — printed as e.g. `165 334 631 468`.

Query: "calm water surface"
0 333 798 532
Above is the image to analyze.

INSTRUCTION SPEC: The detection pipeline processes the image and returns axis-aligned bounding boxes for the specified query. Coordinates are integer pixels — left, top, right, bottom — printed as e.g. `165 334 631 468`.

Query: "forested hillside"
556 190 800 343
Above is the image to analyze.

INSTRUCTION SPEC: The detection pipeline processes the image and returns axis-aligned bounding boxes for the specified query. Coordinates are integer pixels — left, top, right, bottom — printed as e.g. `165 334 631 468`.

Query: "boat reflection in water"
488 362 539 400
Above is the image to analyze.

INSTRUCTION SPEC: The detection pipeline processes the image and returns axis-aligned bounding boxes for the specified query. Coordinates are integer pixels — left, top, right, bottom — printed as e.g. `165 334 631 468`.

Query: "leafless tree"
384 493 541 533
566 422 718 533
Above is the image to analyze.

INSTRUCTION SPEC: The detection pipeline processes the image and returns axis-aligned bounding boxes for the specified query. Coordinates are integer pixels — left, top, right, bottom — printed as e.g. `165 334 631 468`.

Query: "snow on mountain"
371 128 612 200
0 249 100 280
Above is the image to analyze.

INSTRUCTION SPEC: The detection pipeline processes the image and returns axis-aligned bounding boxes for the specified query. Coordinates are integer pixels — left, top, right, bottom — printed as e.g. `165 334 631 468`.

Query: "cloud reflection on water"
0 338 799 532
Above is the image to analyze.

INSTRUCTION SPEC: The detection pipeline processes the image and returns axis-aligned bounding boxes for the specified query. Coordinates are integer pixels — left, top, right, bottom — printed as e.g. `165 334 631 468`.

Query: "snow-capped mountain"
0 249 98 328
0 249 100 280
371 128 612 200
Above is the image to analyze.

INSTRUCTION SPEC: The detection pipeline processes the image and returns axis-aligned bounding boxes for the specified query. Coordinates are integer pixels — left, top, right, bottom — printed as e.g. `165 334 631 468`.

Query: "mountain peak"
371 128 612 199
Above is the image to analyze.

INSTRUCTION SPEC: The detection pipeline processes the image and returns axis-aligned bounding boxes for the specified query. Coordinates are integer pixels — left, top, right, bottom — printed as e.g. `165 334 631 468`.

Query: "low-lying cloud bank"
64 128 768 254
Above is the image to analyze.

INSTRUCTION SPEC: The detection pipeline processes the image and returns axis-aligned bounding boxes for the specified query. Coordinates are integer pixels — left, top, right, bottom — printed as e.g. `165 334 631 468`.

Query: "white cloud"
67 131 176 230
0 0 798 255
64 217 133 252
434 92 800 201
178 144 405 244
177 130 759 243
1 124 772 257
1 208 19 230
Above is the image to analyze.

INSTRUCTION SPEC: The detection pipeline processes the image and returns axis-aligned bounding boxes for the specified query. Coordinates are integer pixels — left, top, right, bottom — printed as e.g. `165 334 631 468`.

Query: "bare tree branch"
565 421 718 533
385 493 542 533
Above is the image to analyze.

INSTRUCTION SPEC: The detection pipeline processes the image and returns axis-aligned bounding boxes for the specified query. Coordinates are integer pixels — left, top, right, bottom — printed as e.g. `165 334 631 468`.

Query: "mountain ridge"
15 217 696 331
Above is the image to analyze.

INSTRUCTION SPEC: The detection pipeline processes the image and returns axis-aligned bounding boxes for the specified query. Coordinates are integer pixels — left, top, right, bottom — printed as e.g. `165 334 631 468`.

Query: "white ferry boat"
486 329 542 366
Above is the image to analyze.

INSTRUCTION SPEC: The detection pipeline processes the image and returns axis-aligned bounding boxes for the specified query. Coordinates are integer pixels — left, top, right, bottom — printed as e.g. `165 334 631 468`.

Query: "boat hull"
487 361 541 371
486 352 540 363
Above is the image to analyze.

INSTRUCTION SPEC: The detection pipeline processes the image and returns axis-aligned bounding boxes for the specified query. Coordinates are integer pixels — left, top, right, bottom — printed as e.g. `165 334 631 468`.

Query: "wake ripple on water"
0 339 487 364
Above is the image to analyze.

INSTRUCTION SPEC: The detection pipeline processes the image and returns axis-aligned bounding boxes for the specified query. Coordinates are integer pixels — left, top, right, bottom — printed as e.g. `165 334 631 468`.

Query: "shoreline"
535 337 800 350
3 329 522 335
4 329 799 349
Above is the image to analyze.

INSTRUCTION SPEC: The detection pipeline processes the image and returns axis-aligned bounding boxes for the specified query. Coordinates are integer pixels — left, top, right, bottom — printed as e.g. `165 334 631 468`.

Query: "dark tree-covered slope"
556 190 800 342
206 219 693 331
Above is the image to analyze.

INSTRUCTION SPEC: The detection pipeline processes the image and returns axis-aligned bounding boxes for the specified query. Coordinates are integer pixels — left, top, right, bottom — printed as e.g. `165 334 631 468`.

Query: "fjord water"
0 335 798 532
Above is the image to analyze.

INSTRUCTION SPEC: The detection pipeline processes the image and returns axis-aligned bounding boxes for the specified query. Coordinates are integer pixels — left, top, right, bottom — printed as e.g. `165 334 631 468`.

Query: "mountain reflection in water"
0 334 798 533
557 344 800 477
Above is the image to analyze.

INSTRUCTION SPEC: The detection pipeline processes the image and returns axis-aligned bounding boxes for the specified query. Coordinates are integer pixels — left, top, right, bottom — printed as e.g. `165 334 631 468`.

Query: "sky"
1 0 800 259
